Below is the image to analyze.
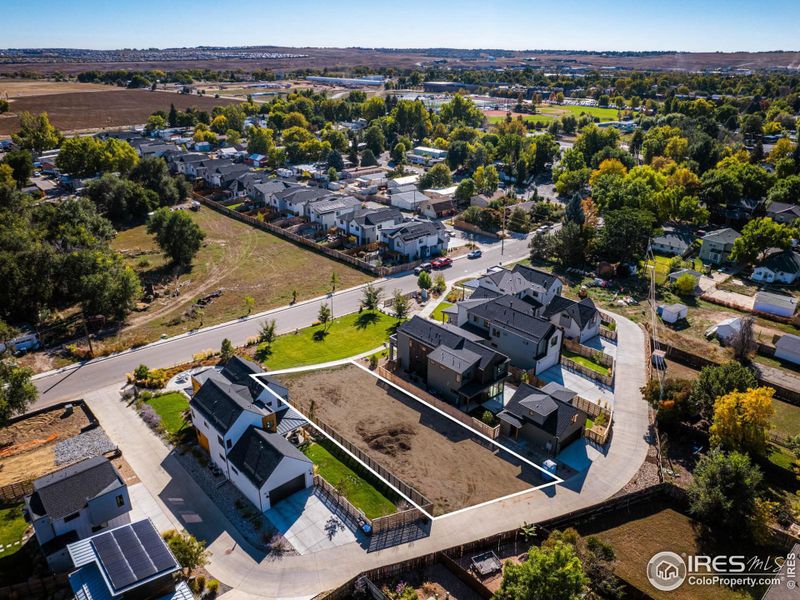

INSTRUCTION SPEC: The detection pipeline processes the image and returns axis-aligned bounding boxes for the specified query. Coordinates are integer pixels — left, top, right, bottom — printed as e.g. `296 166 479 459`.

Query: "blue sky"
4 0 799 52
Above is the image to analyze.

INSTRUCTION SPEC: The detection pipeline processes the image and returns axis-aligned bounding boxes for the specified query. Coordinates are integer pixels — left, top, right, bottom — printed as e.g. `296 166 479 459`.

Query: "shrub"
206 579 220 595
481 410 495 426
193 575 206 592
369 354 379 370
139 404 162 431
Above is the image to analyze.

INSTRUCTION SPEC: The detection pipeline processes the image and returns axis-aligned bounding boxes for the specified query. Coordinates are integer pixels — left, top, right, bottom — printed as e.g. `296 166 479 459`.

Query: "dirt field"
0 88 238 135
0 405 91 486
0 80 112 98
281 364 543 516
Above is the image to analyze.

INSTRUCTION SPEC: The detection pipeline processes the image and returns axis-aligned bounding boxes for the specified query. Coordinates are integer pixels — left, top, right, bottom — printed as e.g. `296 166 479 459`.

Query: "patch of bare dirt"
356 422 415 457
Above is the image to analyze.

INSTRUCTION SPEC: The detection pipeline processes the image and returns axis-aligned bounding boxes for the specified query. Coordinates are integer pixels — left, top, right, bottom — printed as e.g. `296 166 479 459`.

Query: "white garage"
227 426 313 512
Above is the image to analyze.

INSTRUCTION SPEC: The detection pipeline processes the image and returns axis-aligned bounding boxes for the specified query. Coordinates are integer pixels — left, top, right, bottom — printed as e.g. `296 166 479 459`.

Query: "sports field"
486 103 621 124
280 364 545 516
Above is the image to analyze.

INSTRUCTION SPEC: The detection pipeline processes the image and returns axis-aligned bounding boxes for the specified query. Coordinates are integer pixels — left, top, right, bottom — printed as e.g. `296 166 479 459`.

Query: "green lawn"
264 311 397 370
488 114 553 124
430 301 453 323
771 399 800 442
0 504 28 558
562 349 611 376
146 392 190 436
768 444 796 471
302 442 395 520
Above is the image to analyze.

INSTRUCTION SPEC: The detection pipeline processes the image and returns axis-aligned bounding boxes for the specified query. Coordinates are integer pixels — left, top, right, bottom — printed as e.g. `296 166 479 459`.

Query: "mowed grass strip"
562 349 611 376
264 311 396 370
146 392 189 436
302 442 395 519
0 504 28 558
429 301 453 322
770 398 800 441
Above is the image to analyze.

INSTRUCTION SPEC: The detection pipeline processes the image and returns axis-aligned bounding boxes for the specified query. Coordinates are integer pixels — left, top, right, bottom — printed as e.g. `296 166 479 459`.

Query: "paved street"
78 311 648 599
32 233 532 407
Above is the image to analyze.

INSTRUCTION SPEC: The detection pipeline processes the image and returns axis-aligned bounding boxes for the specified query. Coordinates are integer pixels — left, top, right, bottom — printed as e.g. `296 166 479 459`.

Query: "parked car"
467 249 482 259
414 262 433 275
431 257 453 269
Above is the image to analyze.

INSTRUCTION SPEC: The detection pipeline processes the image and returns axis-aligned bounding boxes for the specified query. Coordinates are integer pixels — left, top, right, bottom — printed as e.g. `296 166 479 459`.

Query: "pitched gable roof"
28 457 122 520
500 382 582 437
702 228 740 244
228 426 310 488
468 295 555 344
543 296 599 329
190 377 258 434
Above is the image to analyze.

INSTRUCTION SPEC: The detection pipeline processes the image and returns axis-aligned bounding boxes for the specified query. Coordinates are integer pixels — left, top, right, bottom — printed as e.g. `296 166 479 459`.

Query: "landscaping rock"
54 428 116 466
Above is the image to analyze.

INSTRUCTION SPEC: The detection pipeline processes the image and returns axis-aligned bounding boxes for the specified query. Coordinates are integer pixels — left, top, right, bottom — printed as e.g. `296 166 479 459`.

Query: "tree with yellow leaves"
710 387 774 456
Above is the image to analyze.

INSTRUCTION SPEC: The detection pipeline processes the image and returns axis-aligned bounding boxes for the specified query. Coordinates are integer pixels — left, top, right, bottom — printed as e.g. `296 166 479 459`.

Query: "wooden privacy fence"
562 338 614 368
311 419 433 514
559 355 614 387
600 325 618 342
377 366 500 440
0 574 69 600
0 480 32 504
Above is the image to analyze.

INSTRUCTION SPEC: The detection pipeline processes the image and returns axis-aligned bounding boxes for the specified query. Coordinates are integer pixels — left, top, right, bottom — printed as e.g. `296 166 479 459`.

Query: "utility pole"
82 312 94 358
500 198 507 259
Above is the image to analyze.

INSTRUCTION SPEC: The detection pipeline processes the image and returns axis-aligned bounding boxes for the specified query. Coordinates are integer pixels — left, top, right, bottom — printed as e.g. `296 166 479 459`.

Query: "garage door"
268 475 306 506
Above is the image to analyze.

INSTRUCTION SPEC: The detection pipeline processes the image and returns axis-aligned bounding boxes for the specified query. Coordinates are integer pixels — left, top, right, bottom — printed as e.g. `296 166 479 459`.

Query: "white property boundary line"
251 360 563 522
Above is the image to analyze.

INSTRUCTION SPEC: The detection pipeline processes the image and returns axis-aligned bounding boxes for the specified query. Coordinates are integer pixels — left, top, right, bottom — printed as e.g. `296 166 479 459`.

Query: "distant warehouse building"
408 146 448 166
423 81 481 93
306 76 384 87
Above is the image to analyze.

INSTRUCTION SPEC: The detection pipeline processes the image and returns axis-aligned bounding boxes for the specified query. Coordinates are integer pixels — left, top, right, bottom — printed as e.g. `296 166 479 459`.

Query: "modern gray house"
467 264 563 306
542 296 601 343
498 382 586 456
25 457 131 571
391 316 509 407
699 228 741 265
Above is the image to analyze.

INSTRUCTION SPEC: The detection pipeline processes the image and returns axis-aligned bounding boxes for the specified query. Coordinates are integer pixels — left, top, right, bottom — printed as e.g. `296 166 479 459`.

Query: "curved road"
32 234 532 407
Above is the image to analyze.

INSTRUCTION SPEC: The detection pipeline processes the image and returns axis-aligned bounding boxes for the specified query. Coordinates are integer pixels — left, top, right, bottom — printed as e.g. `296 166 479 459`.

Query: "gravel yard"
281 365 546 516
54 428 116 466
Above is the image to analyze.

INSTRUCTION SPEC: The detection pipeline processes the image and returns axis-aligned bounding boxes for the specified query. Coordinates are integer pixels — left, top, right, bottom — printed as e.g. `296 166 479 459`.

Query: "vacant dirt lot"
0 405 91 486
0 88 237 134
281 364 542 516
0 80 112 98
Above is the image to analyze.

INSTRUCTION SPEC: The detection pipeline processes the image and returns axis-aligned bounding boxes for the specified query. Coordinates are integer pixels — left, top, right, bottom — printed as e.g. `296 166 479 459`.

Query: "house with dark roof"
766 201 800 224
67 518 191 600
380 219 448 261
542 296 601 343
497 382 586 456
25 457 130 571
249 180 293 207
391 316 509 407
699 228 740 265
227 427 313 512
752 249 800 284
337 207 405 244
651 226 695 256
467 265 563 306
455 294 562 373
308 195 361 230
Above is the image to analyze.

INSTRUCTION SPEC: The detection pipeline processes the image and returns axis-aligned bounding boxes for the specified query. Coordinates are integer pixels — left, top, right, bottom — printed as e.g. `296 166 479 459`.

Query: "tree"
0 360 37 427
673 274 697 296
494 540 588 600
641 377 694 423
454 178 476 205
417 271 432 292
730 217 795 265
508 206 531 233
220 338 234 362
690 361 758 420
130 157 189 206
85 174 157 227
710 387 774 456
317 303 332 331
247 126 275 155
0 164 13 187
146 208 205 267
564 193 585 226
327 149 344 172
2 150 34 187
529 231 553 261
688 449 765 539
418 163 452 190
12 111 62 151
258 319 277 345
595 208 654 263
392 289 410 320
432 273 446 295
168 103 178 127
364 125 385 156
360 148 378 167
162 530 208 577
360 284 382 312
551 222 588 267
243 295 255 315
729 316 755 361
145 114 167 132
474 165 500 195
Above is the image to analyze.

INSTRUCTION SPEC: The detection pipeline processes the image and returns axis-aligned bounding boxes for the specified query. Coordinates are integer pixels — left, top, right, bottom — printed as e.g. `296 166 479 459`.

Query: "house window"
203 420 208 428
64 512 80 523
231 466 239 475
217 435 224 445
550 336 558 347
115 495 125 508
226 439 232 449
219 452 226 462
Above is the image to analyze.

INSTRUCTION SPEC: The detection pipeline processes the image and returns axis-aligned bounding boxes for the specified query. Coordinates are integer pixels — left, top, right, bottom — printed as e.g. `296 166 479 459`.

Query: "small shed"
775 334 800 366
754 291 798 318
658 303 688 324
706 317 742 344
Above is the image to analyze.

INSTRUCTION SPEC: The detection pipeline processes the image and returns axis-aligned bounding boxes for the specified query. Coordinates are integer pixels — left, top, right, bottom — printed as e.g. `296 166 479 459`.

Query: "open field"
486 104 621 125
280 364 543 516
0 80 112 97
302 442 396 520
0 405 92 486
263 311 396 371
108 207 372 352
0 88 238 134
589 505 777 600
771 398 800 442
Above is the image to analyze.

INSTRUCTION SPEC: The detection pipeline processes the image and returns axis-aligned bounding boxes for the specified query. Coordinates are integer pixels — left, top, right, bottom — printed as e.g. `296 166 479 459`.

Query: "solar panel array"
92 520 177 591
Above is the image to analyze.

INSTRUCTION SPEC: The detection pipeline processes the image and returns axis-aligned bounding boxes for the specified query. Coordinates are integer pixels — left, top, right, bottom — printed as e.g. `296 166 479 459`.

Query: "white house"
388 175 419 192
380 220 448 261
227 426 313 512
752 250 800 284
754 291 798 318
25 457 131 571
775 334 800 365
390 190 428 211
706 317 742 344
337 207 404 244
542 296 601 342
308 195 361 230
658 303 688 324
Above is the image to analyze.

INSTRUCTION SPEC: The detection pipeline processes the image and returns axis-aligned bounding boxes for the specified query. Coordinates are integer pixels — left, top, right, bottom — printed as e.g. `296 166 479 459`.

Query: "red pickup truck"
431 257 453 269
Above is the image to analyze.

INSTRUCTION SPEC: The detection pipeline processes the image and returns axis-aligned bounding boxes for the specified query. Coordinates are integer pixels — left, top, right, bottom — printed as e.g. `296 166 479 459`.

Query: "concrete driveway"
538 364 614 406
266 489 365 555
584 335 617 358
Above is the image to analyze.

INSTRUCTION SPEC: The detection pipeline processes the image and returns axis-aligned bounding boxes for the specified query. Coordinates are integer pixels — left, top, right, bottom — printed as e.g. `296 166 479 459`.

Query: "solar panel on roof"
115 526 157 581
131 520 177 573
93 532 136 590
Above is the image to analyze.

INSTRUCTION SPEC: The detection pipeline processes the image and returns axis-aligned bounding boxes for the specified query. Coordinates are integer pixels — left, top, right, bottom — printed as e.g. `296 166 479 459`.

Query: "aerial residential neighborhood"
2 3 800 599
